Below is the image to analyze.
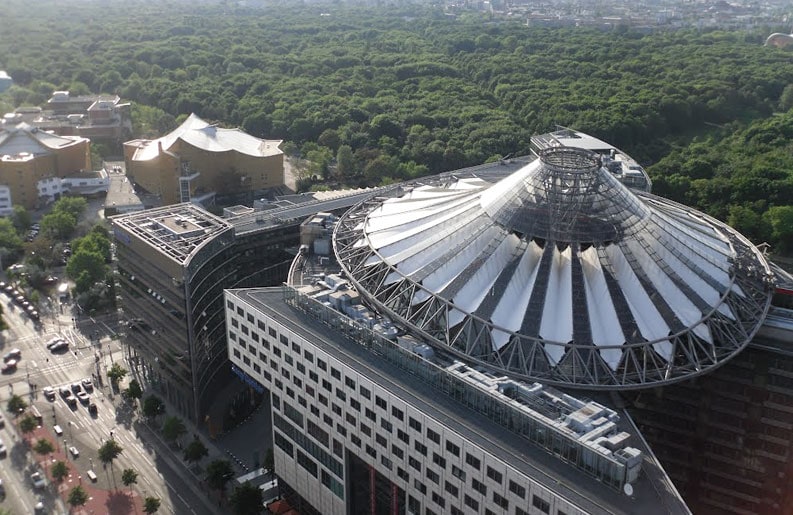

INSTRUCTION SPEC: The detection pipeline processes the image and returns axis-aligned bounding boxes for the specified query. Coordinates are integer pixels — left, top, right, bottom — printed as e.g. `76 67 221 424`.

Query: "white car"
53 424 63 436
69 446 79 458
0 438 6 457
31 472 46 489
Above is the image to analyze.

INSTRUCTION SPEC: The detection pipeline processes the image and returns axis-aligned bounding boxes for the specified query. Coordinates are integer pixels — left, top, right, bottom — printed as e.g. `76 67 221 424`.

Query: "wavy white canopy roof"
334 147 774 389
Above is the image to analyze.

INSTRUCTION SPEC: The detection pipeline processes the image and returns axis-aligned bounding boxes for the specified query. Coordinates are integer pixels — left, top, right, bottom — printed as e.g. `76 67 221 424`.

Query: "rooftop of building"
0 123 88 156
111 203 233 266
228 285 690 515
128 113 283 161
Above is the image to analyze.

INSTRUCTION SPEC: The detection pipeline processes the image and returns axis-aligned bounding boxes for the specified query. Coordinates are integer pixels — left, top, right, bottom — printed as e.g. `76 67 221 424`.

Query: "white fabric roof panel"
336 145 772 389
490 241 545 350
539 246 573 344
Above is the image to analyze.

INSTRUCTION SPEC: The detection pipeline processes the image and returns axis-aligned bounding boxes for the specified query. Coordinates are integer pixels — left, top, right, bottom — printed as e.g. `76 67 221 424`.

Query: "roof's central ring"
539 146 601 174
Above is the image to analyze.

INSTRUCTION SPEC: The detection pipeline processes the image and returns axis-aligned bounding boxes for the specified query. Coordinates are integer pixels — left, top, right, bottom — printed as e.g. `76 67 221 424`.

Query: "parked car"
0 438 6 458
68 446 79 458
65 397 77 409
70 383 82 394
77 391 90 405
88 403 98 416
53 424 63 436
59 387 71 399
30 472 46 489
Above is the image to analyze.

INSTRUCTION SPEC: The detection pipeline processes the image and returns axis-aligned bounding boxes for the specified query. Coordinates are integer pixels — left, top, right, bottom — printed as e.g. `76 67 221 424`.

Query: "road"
0 290 215 515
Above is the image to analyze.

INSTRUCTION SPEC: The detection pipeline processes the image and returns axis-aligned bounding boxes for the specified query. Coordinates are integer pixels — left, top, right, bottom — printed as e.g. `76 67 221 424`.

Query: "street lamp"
64 439 68 460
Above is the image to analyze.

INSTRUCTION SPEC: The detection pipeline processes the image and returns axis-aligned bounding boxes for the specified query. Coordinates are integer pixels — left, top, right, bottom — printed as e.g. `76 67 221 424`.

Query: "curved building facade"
334 147 774 390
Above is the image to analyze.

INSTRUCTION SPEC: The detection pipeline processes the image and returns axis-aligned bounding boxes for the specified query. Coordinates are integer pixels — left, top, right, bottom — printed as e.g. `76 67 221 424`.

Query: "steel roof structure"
334 147 775 389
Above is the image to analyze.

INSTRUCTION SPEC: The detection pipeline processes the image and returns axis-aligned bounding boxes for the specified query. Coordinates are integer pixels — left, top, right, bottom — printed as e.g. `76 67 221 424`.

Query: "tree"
40 211 77 240
67 485 88 510
183 438 209 465
19 414 38 441
106 363 128 389
230 481 264 515
33 438 54 460
98 438 123 466
66 250 107 293
52 460 70 483
7 394 27 415
764 205 793 254
335 144 356 180
121 468 138 495
205 459 235 493
161 416 187 444
34 439 55 475
125 379 143 403
144 496 162 514
11 205 31 233
142 395 165 418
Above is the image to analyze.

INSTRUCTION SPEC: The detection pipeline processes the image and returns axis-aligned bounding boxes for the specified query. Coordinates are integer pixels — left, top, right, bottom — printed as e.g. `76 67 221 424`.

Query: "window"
427 428 440 445
381 419 392 433
345 376 356 389
243 356 250 366
409 417 421 432
492 492 508 510
392 406 404 421
466 453 481 470
346 413 356 426
268 327 276 337
304 350 313 363
335 388 346 401
309 371 318 383
508 480 526 499
375 396 387 409
318 393 328 406
486 466 503 484
332 403 342 416
322 379 332 392
408 456 421 472
451 508 464 515
397 467 409 482
360 423 371 437
426 468 439 484
432 453 445 468
431 492 445 509
445 440 460 457
391 445 404 459
317 358 327 371
279 334 288 345
472 478 486 496
376 433 387 447
296 362 305 374
414 479 427 494
365 408 376 422
350 435 361 447
408 496 420 514
257 320 265 330
532 495 550 514
333 439 343 458
414 441 427 456
291 342 300 353
397 429 409 444
360 386 371 399
451 465 465 481
366 445 376 458
350 398 361 411
331 367 341 380
445 481 458 497
464 495 479 511
336 423 346 437
381 455 392 470
515 508 529 515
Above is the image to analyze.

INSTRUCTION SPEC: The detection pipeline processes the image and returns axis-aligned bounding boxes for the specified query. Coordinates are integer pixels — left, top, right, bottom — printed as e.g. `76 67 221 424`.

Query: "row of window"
227 304 573 515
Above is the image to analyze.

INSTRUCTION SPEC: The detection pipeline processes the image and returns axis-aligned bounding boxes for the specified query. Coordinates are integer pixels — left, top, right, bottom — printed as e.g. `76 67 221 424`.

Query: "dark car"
88 403 98 416
50 341 69 353
65 397 77 409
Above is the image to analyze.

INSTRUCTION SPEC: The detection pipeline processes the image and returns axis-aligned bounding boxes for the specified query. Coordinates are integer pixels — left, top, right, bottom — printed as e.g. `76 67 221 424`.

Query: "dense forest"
1 0 792 253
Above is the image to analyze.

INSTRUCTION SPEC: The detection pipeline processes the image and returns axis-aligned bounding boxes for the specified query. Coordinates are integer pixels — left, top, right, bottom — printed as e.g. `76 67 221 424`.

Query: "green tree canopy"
52 460 70 483
33 438 55 457
19 414 38 440
98 438 124 466
230 481 264 515
7 394 27 415
183 438 209 464
122 468 138 489
161 415 187 443
144 496 162 514
67 485 88 509
205 459 235 492
142 395 165 418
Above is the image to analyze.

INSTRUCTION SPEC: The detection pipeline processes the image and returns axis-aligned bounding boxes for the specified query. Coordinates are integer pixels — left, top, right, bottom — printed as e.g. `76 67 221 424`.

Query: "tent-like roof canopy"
130 113 282 161
0 123 88 156
334 147 774 389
